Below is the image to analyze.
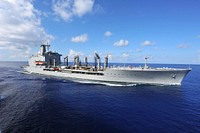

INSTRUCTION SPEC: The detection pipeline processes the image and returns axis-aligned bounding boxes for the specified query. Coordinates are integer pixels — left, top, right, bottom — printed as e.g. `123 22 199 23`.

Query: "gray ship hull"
104 68 190 85
24 66 191 85
24 44 191 86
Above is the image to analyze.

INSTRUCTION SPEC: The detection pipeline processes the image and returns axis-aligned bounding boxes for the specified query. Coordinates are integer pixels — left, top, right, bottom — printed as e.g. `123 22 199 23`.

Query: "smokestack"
40 45 46 55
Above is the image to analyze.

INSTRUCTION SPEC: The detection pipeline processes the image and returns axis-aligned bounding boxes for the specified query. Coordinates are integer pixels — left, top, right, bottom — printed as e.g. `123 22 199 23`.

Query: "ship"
23 44 191 85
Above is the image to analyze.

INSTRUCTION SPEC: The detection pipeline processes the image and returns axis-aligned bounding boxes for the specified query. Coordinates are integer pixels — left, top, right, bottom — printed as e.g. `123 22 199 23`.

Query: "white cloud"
93 3 104 14
135 48 142 53
197 35 200 38
71 34 88 43
177 44 188 49
52 0 95 22
141 40 154 46
0 0 53 59
68 49 83 59
73 0 94 17
113 39 129 46
52 0 74 21
122 53 129 58
107 54 113 60
100 53 113 61
104 31 112 37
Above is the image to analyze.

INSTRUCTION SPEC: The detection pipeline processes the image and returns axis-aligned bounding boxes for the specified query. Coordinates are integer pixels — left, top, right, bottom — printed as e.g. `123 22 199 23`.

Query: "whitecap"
72 79 137 87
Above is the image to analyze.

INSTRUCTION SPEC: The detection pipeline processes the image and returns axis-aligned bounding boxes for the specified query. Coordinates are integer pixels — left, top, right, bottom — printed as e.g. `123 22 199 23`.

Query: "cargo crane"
94 52 101 70
84 57 88 67
104 55 108 69
74 55 80 67
64 56 68 66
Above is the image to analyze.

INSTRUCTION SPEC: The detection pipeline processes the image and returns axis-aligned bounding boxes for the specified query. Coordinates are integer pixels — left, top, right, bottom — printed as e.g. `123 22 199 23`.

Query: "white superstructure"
23 44 191 85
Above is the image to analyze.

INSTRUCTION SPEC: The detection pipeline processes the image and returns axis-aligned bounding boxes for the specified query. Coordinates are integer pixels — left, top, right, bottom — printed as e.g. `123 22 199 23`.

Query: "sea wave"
17 70 31 74
0 89 15 101
72 80 137 87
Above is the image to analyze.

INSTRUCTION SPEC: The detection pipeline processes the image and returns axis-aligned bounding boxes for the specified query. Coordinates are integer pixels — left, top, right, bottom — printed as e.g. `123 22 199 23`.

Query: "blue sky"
0 0 200 64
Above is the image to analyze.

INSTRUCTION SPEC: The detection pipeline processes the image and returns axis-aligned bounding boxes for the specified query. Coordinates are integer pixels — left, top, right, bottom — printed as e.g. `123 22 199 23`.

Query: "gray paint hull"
24 67 191 85
104 68 190 85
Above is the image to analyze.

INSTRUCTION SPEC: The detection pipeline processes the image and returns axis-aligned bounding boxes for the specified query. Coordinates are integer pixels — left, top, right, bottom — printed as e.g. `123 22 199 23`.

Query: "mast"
144 57 148 68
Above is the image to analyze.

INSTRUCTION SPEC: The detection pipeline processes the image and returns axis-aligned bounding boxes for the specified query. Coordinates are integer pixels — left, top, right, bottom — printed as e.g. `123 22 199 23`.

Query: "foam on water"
20 71 32 74
7 70 16 72
42 77 46 80
72 79 137 87
0 89 15 100
71 79 177 87
0 95 4 100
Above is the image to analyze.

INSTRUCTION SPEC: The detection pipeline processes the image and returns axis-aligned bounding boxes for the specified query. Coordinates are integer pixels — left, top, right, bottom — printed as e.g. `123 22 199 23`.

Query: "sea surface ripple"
0 62 200 133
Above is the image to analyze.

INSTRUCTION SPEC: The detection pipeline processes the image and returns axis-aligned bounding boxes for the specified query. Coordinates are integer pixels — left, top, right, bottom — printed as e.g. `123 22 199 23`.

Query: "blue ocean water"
0 62 199 133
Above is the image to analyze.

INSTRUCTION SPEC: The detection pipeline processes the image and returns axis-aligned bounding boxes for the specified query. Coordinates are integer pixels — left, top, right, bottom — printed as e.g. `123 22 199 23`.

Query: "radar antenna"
46 42 50 52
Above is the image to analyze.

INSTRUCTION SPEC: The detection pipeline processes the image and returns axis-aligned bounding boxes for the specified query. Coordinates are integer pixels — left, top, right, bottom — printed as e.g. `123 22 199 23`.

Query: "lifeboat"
35 61 45 65
53 67 61 71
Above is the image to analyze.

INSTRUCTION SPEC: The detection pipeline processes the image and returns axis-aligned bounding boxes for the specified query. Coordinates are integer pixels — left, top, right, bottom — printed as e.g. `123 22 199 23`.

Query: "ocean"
0 62 199 133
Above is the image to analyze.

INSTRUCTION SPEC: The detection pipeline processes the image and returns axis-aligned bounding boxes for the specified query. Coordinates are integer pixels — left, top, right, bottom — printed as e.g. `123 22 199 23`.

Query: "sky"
0 0 200 64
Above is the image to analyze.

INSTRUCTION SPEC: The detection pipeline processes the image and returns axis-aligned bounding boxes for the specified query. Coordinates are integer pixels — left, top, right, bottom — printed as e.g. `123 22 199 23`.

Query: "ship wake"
72 79 137 87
